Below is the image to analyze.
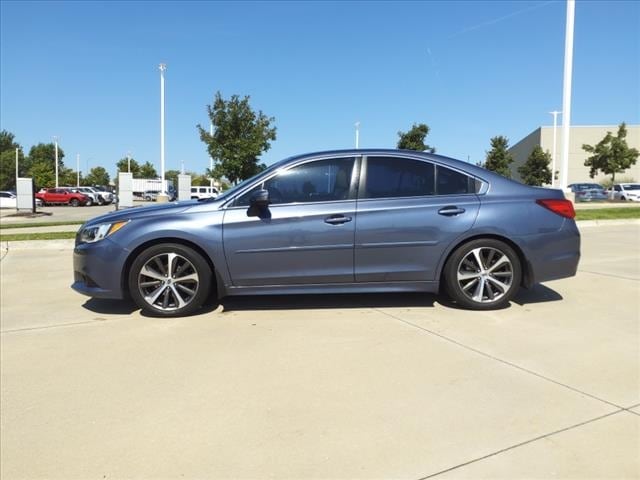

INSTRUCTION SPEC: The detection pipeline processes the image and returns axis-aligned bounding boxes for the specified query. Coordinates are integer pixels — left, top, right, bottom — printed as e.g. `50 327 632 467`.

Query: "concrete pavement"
0 225 638 479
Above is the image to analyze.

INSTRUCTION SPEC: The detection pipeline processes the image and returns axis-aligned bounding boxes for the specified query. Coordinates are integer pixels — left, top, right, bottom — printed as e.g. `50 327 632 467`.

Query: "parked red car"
36 188 90 207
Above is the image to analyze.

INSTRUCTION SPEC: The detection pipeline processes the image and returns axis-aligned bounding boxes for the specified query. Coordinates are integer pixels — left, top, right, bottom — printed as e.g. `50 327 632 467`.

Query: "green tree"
197 91 277 184
0 131 25 190
164 169 181 187
116 157 141 176
484 136 514 178
582 122 639 182
139 161 158 178
25 143 65 172
191 174 211 186
59 167 79 187
397 123 435 152
518 146 552 186
28 162 56 189
84 166 110 186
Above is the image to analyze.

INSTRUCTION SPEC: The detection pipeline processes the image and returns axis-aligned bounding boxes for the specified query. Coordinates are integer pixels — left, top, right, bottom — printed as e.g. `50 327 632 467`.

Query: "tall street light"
76 153 80 187
560 0 575 190
355 121 360 149
159 63 167 198
53 136 59 188
549 110 561 187
210 120 214 188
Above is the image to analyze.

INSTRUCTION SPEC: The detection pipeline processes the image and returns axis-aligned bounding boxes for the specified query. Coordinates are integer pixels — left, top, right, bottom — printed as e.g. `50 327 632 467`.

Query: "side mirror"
247 189 270 217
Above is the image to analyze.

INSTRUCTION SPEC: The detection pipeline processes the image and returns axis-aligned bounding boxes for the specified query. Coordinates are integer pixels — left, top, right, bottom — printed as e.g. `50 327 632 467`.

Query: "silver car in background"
72 149 580 317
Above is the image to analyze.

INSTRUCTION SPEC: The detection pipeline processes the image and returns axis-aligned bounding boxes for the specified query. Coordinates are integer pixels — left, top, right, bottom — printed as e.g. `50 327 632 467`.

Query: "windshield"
622 184 640 190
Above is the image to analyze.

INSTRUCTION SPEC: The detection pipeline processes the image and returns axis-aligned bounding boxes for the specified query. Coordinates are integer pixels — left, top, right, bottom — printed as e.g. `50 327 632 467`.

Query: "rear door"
355 155 480 282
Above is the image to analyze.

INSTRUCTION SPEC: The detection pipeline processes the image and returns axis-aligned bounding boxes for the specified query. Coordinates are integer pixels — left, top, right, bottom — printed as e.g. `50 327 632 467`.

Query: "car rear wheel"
444 239 521 310
128 243 212 317
70 198 80 207
97 196 105 205
85 198 94 207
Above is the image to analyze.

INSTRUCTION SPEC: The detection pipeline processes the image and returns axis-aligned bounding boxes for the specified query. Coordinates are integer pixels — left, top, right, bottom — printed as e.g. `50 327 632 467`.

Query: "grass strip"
0 232 76 242
575 207 640 221
0 220 85 230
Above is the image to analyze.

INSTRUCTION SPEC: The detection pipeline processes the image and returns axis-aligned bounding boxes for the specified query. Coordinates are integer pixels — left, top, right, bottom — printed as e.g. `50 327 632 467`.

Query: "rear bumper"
514 220 581 287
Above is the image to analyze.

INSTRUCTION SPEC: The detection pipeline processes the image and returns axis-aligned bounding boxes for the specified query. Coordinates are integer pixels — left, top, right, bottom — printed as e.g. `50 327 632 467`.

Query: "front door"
223 157 358 286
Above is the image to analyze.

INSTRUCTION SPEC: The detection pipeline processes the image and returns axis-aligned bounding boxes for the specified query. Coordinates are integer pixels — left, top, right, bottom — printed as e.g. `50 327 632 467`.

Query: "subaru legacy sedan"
72 149 580 316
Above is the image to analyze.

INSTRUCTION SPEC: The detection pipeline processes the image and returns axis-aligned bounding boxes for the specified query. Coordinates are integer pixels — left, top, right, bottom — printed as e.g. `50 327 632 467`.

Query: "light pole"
159 63 167 199
76 153 80 187
355 121 360 149
549 110 561 187
560 0 575 190
209 121 214 188
127 151 131 173
53 136 59 188
15 147 19 185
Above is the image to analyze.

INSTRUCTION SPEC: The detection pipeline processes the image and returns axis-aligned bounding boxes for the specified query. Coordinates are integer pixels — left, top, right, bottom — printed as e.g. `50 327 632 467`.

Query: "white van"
190 186 219 200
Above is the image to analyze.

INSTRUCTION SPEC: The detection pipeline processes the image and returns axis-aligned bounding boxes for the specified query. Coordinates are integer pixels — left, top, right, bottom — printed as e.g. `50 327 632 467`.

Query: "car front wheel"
444 239 522 310
128 243 212 317
70 198 80 207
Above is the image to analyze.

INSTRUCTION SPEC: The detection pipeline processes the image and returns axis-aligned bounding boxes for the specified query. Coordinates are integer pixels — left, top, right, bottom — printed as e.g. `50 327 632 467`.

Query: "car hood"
83 200 199 227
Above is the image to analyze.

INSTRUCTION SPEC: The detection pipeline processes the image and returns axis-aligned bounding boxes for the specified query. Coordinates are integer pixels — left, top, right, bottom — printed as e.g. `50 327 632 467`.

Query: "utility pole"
76 153 80 187
560 0 575 190
159 63 168 201
127 151 131 173
209 121 214 188
355 121 360 149
53 136 59 188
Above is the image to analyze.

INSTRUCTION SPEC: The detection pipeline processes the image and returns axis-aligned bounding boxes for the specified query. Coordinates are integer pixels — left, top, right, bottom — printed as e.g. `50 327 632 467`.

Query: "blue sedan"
72 150 580 316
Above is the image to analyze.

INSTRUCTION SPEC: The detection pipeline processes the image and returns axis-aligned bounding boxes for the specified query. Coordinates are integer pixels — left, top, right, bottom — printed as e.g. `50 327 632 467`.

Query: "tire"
621 196 626 201
85 198 94 207
128 243 213 317
443 238 522 310
97 197 105 205
70 198 80 207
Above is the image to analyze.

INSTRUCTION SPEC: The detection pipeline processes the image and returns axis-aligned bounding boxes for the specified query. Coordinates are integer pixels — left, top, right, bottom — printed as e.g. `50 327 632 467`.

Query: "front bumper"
71 238 130 299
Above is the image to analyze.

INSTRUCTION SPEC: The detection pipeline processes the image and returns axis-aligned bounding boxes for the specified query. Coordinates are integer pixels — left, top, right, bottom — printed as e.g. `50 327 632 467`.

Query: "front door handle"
325 215 352 225
438 206 466 216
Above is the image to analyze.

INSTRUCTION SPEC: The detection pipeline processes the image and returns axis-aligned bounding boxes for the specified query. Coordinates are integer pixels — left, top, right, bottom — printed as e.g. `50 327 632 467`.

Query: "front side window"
235 157 355 206
364 156 435 199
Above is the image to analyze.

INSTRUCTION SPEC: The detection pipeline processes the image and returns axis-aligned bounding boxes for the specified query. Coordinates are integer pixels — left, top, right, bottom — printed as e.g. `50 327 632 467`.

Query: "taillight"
536 199 575 219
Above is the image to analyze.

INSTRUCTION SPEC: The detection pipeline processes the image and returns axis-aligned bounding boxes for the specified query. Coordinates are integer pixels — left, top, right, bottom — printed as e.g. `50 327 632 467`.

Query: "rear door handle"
438 206 466 216
325 215 352 225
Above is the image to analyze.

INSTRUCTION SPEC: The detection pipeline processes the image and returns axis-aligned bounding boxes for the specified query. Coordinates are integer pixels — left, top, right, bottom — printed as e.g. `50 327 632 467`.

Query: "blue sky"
1 0 639 176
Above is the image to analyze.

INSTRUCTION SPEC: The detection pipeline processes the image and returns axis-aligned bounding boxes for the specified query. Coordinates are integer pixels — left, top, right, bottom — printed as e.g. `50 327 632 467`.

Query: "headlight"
79 220 129 243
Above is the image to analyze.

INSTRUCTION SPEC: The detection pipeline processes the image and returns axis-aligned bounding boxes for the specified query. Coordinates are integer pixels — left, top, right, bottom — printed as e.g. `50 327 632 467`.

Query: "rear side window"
436 166 475 195
364 157 435 198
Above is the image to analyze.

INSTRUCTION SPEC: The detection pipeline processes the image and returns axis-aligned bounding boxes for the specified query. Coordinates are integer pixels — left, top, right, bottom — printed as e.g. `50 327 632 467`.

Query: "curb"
576 219 640 228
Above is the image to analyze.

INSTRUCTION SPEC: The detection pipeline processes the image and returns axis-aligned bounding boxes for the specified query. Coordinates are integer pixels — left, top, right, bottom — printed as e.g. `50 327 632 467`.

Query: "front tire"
70 198 80 207
443 239 522 310
128 243 212 317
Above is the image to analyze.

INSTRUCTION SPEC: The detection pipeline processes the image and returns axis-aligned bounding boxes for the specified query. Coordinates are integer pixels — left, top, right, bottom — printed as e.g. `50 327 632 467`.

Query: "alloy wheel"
137 252 200 311
456 247 514 304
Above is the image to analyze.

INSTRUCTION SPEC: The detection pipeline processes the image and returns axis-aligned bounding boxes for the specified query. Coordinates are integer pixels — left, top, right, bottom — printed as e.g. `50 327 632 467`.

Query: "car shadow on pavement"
219 292 438 312
81 298 138 315
512 283 564 305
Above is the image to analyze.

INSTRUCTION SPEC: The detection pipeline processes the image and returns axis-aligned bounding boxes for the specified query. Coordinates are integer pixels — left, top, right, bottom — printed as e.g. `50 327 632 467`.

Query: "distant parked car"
36 188 89 207
0 191 17 208
608 183 640 202
567 183 608 202
190 186 218 200
72 149 581 317
75 187 114 205
143 190 159 201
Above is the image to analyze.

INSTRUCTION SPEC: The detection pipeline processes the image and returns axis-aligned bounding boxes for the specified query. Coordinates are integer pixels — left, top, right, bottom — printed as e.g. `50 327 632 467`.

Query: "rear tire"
85 198 94 207
70 198 80 207
443 239 522 310
128 243 213 317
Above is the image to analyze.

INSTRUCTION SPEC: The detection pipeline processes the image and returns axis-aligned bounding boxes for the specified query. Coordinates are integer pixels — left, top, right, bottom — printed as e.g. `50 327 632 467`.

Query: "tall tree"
582 122 639 182
138 161 158 178
164 169 181 187
397 123 435 152
197 91 277 184
25 143 65 172
518 146 552 186
83 166 110 186
0 131 25 190
28 162 56 189
484 136 514 178
116 157 141 176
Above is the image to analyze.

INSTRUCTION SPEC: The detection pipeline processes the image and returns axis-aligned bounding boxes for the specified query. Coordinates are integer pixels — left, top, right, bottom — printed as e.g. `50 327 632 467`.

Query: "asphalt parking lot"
1 224 639 479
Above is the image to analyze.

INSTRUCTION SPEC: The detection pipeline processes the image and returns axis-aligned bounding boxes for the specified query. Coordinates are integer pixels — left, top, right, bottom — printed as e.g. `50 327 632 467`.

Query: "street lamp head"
159 63 167 72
